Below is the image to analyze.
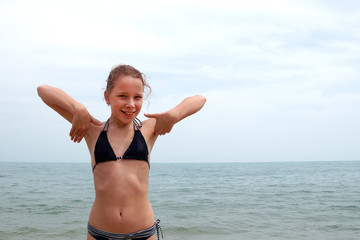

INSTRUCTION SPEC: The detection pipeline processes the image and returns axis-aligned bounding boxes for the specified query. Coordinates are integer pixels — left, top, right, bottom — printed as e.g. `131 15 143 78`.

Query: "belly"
89 160 154 233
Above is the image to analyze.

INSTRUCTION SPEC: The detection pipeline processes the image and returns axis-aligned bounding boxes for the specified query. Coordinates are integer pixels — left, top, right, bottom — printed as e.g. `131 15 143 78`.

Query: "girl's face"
105 75 144 124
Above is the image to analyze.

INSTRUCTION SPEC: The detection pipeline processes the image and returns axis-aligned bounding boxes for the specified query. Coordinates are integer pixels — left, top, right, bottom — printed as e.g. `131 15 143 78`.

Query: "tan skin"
37 75 206 239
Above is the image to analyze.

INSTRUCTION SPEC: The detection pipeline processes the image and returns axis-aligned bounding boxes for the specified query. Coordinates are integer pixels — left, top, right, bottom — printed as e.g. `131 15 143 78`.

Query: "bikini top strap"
103 119 110 131
133 117 142 130
103 118 142 131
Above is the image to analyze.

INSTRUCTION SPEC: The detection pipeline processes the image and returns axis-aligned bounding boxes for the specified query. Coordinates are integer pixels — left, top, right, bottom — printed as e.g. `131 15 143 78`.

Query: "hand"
144 111 178 136
70 107 102 143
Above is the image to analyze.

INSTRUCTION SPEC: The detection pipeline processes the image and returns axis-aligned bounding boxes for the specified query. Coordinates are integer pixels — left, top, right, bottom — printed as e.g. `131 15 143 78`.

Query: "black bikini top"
93 118 149 171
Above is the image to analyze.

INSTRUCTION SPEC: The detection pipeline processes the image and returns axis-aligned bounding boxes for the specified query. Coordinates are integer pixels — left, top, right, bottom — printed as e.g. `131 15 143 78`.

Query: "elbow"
196 94 207 106
37 84 50 97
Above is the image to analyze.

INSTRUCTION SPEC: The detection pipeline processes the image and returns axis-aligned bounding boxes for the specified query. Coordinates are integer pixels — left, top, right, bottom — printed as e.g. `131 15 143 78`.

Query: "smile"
121 111 135 115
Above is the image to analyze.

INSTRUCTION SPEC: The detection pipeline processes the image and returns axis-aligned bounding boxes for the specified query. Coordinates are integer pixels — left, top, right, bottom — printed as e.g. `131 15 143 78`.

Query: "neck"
108 116 133 130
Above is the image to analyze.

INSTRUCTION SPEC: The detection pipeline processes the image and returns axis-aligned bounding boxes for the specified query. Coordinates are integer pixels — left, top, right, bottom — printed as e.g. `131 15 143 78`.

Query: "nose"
126 98 135 108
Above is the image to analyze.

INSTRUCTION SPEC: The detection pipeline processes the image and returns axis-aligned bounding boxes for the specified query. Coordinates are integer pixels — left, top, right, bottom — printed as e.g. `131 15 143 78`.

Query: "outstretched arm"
144 94 206 135
37 85 101 143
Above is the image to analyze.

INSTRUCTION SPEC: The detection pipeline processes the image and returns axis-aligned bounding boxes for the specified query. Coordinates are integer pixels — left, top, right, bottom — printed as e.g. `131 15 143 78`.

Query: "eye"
135 95 143 100
118 94 127 99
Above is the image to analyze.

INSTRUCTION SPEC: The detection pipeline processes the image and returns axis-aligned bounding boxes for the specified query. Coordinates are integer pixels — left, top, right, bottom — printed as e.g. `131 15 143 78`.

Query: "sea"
0 161 359 240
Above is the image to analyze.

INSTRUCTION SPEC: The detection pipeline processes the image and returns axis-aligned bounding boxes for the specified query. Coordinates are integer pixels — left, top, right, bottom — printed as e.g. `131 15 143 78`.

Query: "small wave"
330 205 360 210
14 226 43 236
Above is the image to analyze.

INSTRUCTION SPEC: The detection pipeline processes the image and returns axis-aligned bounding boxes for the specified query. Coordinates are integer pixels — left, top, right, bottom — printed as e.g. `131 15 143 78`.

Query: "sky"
0 0 359 163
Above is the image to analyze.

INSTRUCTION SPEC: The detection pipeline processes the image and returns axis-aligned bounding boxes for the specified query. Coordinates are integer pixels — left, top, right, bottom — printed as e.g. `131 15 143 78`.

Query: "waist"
89 198 154 233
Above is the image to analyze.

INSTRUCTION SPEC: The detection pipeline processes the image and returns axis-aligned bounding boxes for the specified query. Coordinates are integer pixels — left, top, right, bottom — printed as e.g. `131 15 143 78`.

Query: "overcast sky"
0 0 359 163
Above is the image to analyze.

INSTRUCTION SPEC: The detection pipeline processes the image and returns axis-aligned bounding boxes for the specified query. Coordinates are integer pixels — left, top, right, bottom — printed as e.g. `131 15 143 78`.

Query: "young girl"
37 64 206 240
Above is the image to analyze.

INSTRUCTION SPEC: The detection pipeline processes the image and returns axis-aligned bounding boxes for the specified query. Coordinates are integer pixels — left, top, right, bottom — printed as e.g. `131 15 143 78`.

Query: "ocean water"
0 161 359 240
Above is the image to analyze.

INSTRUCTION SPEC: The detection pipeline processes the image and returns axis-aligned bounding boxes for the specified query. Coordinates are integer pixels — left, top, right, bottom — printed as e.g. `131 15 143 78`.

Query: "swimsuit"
93 118 149 171
88 219 163 240
89 119 163 239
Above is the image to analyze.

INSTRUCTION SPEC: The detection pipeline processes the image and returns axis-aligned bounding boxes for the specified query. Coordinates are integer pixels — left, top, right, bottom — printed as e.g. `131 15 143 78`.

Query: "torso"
85 118 158 233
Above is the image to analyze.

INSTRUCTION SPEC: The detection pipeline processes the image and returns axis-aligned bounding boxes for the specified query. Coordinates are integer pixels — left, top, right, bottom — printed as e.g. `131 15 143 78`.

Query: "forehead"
111 75 144 93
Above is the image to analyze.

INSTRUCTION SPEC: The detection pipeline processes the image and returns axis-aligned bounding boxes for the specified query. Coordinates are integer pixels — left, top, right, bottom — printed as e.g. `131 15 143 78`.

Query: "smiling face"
105 75 144 125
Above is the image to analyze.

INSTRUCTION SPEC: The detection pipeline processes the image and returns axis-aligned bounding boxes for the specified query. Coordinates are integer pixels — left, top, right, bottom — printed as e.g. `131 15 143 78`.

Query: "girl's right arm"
37 85 101 143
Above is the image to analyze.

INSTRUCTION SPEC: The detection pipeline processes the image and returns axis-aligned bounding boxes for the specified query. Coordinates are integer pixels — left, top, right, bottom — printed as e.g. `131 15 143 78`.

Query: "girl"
37 64 206 240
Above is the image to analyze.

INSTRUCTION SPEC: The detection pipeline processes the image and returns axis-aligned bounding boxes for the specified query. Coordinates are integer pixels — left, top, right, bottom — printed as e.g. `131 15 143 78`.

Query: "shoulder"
85 121 106 146
142 118 156 128
140 118 156 137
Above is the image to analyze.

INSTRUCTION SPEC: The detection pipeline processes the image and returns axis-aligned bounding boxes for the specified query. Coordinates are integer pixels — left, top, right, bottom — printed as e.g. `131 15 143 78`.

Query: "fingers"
154 124 173 136
71 131 86 143
91 116 102 126
144 113 158 119
70 116 100 143
69 125 88 143
69 126 76 140
70 128 84 143
145 112 175 135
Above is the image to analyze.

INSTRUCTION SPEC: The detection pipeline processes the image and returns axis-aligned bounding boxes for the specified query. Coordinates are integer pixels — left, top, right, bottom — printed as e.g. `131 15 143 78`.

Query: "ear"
104 90 110 105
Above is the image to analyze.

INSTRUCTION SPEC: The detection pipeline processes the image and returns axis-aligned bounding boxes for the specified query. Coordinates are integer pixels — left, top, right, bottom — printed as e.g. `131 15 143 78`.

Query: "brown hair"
106 64 151 98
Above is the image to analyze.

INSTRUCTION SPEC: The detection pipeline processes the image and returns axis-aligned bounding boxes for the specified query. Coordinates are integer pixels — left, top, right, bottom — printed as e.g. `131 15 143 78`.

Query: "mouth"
121 110 136 116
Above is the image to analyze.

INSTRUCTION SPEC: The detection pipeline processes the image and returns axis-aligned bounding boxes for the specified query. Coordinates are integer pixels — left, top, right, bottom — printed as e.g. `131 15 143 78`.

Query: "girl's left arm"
144 94 206 135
